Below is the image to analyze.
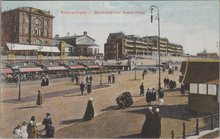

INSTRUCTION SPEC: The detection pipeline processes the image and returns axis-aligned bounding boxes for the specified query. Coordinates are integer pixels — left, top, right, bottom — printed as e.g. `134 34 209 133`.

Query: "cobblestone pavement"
0 70 181 137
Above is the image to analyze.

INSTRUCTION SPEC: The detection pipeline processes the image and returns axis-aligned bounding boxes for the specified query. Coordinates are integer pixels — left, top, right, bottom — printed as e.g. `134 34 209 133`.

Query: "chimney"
83 31 87 36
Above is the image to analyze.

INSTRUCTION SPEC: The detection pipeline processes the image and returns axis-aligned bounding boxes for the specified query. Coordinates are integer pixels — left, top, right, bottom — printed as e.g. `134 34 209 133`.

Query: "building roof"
181 60 219 84
6 43 60 53
2 7 54 18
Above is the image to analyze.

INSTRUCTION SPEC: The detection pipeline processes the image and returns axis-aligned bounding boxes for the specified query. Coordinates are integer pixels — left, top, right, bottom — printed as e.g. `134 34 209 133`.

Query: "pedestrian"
118 70 121 75
152 88 157 105
45 75 49 86
20 121 28 138
80 82 85 95
83 97 94 121
36 90 42 106
108 74 111 84
75 75 79 84
163 77 167 88
141 107 154 138
13 124 22 138
112 74 115 83
158 88 164 105
151 108 161 138
142 71 145 80
146 88 151 105
87 82 92 94
86 76 89 83
42 113 54 138
27 116 38 138
139 83 144 96
41 77 46 87
89 75 93 83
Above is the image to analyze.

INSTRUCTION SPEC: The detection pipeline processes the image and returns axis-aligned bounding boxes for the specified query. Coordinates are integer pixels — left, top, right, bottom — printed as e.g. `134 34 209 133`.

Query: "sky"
1 0 220 55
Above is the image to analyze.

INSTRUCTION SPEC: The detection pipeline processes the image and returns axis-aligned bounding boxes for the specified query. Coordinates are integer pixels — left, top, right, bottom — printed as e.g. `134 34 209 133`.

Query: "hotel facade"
104 32 184 60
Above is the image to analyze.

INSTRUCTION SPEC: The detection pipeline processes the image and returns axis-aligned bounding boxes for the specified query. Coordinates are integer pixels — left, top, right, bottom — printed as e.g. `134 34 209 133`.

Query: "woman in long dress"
83 97 94 121
36 90 42 106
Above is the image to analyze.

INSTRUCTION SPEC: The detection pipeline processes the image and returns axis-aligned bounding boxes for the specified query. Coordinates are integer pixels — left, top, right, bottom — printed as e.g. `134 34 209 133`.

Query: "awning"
19 67 43 73
47 66 67 71
1 68 13 74
69 65 85 69
88 65 100 69
6 43 60 53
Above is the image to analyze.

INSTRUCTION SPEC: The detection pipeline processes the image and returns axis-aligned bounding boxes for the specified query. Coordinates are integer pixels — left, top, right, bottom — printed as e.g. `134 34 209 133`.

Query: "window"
35 18 39 25
25 27 29 34
44 19 48 26
198 84 207 94
208 85 217 95
35 28 39 35
44 29 48 36
25 15 29 23
190 83 197 94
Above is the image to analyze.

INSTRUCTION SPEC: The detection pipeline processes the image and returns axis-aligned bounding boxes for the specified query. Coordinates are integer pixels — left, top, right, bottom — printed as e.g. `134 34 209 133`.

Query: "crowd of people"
139 83 165 105
163 77 177 90
108 74 115 84
13 113 54 138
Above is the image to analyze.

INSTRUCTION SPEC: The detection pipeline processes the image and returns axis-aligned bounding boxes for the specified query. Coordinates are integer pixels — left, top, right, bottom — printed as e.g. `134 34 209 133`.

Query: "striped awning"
47 66 67 71
88 65 99 69
69 65 85 69
19 67 43 73
1 68 13 74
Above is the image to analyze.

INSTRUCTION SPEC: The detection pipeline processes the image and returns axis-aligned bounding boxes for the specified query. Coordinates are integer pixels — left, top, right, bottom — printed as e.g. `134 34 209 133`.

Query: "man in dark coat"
139 83 144 96
146 88 151 105
89 75 93 83
108 75 111 84
80 82 85 95
87 82 92 94
42 113 54 138
83 97 94 121
141 107 154 138
158 88 164 105
112 74 115 83
152 88 157 105
86 76 89 83
75 75 79 84
151 108 161 138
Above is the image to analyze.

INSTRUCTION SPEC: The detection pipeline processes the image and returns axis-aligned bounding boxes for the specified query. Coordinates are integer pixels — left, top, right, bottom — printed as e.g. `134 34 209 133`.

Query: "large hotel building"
104 32 183 59
1 7 57 56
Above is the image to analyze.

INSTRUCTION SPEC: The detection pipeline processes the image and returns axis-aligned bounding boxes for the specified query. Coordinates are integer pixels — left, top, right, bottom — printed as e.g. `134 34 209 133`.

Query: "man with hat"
42 113 54 138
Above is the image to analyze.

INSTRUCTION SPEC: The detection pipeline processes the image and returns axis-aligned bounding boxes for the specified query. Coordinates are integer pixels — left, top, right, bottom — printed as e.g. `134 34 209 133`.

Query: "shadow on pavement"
127 79 142 81
15 105 38 109
126 104 195 121
60 118 84 125
101 105 118 112
119 133 141 138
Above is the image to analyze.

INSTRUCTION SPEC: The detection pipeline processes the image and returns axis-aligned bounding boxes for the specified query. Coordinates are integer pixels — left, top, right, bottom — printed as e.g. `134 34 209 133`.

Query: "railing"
171 113 219 138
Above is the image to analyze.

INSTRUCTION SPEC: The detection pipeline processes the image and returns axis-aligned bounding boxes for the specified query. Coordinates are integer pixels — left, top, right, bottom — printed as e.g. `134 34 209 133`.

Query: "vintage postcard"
0 0 219 138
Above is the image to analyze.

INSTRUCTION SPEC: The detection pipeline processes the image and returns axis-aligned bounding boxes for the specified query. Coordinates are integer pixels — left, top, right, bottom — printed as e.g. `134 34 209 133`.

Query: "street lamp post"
18 73 21 100
150 5 161 92
100 58 103 86
134 37 137 80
